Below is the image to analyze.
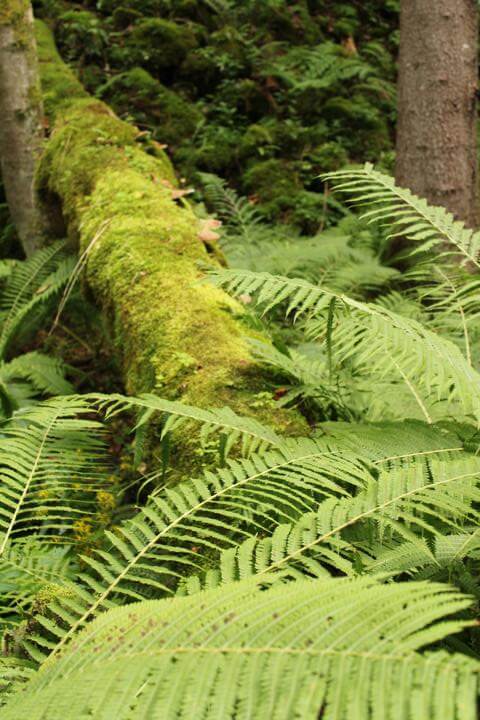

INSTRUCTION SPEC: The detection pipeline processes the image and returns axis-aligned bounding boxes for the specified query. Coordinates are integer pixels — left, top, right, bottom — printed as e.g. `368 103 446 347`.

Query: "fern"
99 392 284 457
4 577 478 720
0 242 75 359
198 172 264 244
0 397 108 551
0 352 73 401
325 163 480 270
27 438 374 658
195 455 480 588
0 540 73 625
209 268 480 423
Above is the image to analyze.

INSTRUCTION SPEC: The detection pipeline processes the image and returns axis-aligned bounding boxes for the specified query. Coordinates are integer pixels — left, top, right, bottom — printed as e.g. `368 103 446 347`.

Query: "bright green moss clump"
35 21 305 469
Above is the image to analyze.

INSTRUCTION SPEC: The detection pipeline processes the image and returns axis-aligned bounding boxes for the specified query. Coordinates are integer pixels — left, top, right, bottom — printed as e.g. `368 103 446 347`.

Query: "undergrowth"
1 169 480 718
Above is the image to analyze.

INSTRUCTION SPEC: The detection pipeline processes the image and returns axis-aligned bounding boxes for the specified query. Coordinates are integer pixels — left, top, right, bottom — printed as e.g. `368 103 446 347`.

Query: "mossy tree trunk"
0 0 46 256
34 22 304 469
395 0 479 227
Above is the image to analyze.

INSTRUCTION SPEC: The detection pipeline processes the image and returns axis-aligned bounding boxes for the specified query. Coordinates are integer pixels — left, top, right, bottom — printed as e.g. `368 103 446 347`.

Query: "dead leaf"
198 218 222 243
171 187 194 200
342 36 357 55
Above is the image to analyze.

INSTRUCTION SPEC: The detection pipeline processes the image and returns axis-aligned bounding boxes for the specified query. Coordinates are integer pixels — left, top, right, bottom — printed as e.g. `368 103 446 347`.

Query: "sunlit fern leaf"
26 441 376 659
0 397 108 552
209 456 480 586
418 267 480 363
248 339 356 419
324 163 480 269
209 268 480 423
4 577 477 720
314 419 465 461
365 529 480 581
0 243 75 359
98 392 284 457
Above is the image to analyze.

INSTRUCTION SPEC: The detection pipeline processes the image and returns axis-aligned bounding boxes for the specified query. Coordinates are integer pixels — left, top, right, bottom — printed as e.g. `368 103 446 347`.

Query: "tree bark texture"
0 0 45 256
395 0 479 227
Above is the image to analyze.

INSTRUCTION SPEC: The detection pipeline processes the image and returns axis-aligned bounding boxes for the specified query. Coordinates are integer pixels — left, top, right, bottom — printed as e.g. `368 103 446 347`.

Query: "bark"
0 0 45 256
395 0 479 226
34 22 305 471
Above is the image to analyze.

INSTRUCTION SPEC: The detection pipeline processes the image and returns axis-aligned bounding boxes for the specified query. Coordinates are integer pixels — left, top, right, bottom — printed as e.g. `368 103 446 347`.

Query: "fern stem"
389 355 432 424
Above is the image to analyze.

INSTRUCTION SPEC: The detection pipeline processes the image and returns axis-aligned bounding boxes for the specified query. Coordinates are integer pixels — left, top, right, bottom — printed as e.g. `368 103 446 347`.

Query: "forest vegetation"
1 1 480 718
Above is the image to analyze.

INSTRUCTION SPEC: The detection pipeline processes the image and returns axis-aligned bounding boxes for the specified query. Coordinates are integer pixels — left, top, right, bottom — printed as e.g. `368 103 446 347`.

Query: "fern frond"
29 441 375 658
364 530 480 579
209 268 480 423
99 393 284 457
0 540 73 623
325 163 480 269
0 353 74 396
0 397 108 551
5 577 477 720
198 172 263 242
314 419 465 461
212 456 480 585
0 658 36 707
0 244 75 358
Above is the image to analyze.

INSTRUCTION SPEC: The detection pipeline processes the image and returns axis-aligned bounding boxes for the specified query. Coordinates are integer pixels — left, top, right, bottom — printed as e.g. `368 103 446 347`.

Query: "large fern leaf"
0 243 75 359
25 439 375 658
208 455 480 587
4 576 477 720
99 393 284 457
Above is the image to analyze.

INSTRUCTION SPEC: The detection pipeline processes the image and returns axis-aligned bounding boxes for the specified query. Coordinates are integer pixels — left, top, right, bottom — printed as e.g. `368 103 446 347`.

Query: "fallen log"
35 21 305 469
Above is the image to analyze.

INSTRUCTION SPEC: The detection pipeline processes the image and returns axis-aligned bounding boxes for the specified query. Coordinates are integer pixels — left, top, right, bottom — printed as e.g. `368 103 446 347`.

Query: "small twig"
49 219 112 336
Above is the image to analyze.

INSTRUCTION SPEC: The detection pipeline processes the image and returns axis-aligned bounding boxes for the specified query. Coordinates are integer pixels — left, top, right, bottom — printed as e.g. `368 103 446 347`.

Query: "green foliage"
4 577 478 720
7 4 480 717
42 0 398 228
98 67 202 146
325 164 480 269
0 397 108 552
0 243 75 418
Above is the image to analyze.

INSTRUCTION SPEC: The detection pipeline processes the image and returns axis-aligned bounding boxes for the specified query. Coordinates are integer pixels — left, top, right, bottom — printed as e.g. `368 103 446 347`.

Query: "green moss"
0 0 32 47
111 6 143 30
240 158 304 222
126 17 198 73
35 19 88 118
35 21 306 473
250 0 320 45
99 67 202 146
96 0 164 14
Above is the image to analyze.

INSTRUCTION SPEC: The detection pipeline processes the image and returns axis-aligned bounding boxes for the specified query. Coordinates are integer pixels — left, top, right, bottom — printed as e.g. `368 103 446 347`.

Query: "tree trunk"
395 0 479 227
0 0 45 256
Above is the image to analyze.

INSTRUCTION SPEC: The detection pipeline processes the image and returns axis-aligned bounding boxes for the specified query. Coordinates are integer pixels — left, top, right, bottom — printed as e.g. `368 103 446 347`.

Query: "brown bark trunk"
0 0 45 256
395 0 479 227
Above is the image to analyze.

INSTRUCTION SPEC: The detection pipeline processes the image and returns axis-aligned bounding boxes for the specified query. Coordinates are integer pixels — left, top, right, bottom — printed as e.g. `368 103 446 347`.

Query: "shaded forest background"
1 0 399 246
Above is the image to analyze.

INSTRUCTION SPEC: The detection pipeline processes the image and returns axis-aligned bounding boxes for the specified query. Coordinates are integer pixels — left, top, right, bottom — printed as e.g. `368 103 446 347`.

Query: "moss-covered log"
35 21 305 465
